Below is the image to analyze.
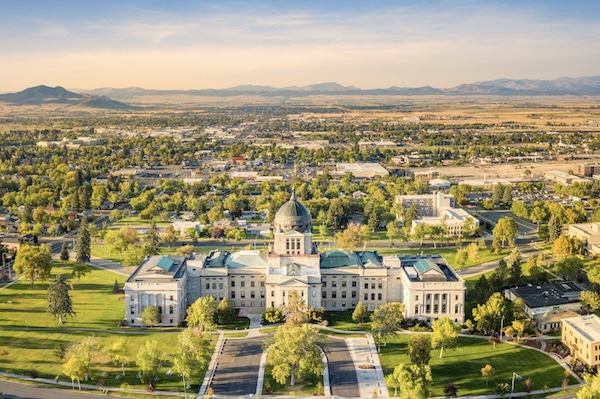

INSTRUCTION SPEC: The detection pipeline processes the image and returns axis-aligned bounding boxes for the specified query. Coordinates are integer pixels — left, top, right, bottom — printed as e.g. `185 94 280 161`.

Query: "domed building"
124 193 465 327
271 192 317 255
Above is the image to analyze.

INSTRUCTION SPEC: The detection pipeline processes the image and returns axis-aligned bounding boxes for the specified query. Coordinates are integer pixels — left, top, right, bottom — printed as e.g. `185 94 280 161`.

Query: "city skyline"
1 0 600 92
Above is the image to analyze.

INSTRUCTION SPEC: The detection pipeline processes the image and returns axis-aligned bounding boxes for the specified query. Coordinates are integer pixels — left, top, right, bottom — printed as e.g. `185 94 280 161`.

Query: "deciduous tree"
14 243 52 286
283 289 309 326
335 222 367 251
107 338 129 376
172 327 212 395
352 301 369 325
136 340 161 389
371 302 404 346
431 317 459 358
142 305 161 326
186 296 217 331
407 334 431 366
72 263 90 284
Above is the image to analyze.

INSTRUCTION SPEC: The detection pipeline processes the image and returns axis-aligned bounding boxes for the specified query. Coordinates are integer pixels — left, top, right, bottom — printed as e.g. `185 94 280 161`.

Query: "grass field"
0 328 195 391
380 335 576 397
324 311 371 331
0 261 127 330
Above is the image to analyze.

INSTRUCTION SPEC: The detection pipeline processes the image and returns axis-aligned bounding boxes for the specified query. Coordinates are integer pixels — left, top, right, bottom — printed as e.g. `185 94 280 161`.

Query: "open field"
380 335 576 397
0 261 127 330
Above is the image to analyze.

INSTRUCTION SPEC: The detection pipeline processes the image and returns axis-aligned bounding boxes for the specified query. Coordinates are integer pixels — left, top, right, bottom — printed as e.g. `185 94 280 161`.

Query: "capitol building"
124 194 466 326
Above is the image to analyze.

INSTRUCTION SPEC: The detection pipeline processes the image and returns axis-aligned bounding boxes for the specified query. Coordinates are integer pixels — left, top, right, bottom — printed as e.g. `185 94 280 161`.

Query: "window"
332 292 337 299
371 283 375 289
434 305 439 313
454 304 459 313
158 307 162 314
352 291 357 298
378 293 382 300
342 281 347 288
271 290 275 297
364 293 368 300
455 295 459 301
342 291 347 298
130 305 135 315
271 301 275 307
206 283 210 289
169 295 173 301
414 305 419 314
364 283 369 289
169 305 174 314
378 283 383 289
312 291 316 297
251 291 255 298
322 292 327 299
260 281 265 287
426 304 431 313
241 291 246 299
415 295 419 301
212 283 217 289
241 281 245 288
332 281 337 288
231 281 235 287
323 281 327 288
231 291 236 298
442 304 447 313
442 294 447 301
261 291 265 298
371 293 375 300
130 295 134 301
219 283 223 289
352 281 357 287
251 281 255 288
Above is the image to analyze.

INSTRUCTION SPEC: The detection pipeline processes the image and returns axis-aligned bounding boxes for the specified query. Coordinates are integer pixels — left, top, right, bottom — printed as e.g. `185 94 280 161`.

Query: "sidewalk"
346 334 389 399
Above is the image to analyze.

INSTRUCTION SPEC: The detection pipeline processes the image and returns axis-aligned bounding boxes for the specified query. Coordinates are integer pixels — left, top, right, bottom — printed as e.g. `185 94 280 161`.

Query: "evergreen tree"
47 274 76 324
473 274 492 303
112 279 121 294
145 220 162 255
60 241 69 261
507 247 523 286
75 219 91 263
548 214 563 242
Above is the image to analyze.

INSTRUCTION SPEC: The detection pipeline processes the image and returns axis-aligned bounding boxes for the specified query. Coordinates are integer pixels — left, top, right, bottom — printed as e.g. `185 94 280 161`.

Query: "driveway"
327 337 360 397
209 336 264 396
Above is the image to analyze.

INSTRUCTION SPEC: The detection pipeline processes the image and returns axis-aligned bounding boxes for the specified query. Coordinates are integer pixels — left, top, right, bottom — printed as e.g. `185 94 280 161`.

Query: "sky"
1 0 600 92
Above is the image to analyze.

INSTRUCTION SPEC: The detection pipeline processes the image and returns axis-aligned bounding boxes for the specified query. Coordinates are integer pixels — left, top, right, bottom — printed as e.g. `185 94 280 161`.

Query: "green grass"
219 317 250 330
262 364 323 396
0 261 127 330
372 246 503 270
111 216 171 227
324 311 371 331
380 335 576 397
0 328 197 391
223 331 249 338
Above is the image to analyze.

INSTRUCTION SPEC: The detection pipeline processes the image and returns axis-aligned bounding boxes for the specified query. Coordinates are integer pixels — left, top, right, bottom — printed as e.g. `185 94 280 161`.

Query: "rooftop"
506 281 583 309
563 314 600 343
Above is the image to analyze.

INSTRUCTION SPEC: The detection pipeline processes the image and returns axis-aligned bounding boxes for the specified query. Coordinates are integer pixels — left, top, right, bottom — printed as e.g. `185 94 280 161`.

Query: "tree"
548 214 563 243
581 291 600 314
145 221 161 255
552 235 571 258
507 247 523 286
142 305 161 326
112 279 121 294
63 336 99 390
186 296 217 331
431 317 459 358
578 372 600 399
492 183 503 205
264 324 324 386
63 352 87 390
492 217 518 248
72 263 90 284
407 334 431 366
263 307 284 324
47 275 76 324
404 204 419 227
326 198 348 230
162 224 179 246
60 241 69 261
481 364 495 386
352 301 369 325
472 293 507 334
391 363 432 399
216 298 236 325
185 227 199 243
466 242 480 262
75 220 91 263
386 222 399 243
172 327 212 395
530 206 548 230
444 383 458 398
473 274 492 303
556 256 584 281
107 338 129 376
283 289 309 326
588 267 600 287
176 245 195 256
226 226 246 241
371 302 404 346
502 185 513 205
14 243 52 286
136 340 161 389
104 229 128 261
53 342 68 363
335 222 367 251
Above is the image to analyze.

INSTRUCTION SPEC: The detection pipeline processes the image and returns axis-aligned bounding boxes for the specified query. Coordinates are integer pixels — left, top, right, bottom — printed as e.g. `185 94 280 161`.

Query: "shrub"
29 369 39 378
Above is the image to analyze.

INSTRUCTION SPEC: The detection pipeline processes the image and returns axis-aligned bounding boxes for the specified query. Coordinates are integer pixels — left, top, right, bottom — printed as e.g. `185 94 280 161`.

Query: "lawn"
373 246 504 270
0 328 199 392
262 364 323 396
324 311 371 331
379 335 576 397
0 261 127 330
111 216 172 227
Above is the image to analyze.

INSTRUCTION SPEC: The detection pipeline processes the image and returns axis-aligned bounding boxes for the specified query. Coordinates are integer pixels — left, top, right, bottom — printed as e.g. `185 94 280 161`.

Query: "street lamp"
511 372 523 396
500 316 505 342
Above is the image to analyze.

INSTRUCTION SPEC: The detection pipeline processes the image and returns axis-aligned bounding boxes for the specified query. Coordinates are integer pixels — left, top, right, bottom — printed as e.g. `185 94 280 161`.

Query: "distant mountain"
75 75 600 101
0 85 133 109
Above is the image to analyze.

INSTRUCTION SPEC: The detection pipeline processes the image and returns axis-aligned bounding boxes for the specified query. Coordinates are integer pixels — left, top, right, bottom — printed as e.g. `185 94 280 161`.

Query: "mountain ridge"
73 76 600 99
0 85 133 109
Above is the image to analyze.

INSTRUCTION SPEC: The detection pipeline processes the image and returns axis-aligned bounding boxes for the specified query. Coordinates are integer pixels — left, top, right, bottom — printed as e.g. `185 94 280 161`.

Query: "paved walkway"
346 334 389 398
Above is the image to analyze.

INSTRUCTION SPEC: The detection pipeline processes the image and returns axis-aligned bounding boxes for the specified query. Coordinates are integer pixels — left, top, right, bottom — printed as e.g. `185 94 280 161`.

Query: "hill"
0 85 133 109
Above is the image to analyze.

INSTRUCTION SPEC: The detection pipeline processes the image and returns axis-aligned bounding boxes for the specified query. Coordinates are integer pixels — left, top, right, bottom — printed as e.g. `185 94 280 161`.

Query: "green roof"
320 250 360 269
156 256 174 271
413 259 442 275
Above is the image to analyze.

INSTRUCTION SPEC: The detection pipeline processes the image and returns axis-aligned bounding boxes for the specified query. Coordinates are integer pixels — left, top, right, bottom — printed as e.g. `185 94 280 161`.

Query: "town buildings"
125 195 465 326
562 314 600 367
568 222 600 255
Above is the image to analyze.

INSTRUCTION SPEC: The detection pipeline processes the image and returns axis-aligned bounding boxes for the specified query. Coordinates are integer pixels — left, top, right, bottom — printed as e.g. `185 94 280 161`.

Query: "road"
0 379 107 399
327 337 360 397
209 336 263 396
